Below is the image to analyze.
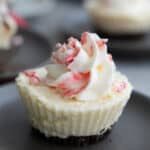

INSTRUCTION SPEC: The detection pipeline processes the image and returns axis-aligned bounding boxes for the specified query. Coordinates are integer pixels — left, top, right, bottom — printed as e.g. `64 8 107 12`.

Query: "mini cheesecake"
16 32 132 145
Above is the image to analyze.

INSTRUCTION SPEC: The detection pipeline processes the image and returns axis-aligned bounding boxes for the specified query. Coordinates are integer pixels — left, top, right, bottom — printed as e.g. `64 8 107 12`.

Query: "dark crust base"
31 127 112 146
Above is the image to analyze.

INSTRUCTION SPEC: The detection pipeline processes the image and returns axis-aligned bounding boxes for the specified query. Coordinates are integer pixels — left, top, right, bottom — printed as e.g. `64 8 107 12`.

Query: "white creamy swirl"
46 32 115 101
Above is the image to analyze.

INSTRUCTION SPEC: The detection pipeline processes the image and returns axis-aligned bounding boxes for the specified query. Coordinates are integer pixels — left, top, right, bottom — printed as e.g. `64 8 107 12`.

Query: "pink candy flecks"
81 32 88 45
108 54 113 62
52 38 80 66
113 81 127 93
96 40 107 48
24 70 40 85
50 72 90 97
81 32 94 57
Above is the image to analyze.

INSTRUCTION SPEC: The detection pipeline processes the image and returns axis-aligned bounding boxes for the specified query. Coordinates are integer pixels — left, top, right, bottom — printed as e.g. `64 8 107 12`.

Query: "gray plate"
0 90 150 150
0 29 51 84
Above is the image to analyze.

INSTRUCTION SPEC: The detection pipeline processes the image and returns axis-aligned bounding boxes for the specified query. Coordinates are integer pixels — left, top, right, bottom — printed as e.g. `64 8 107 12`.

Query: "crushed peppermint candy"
51 38 80 66
112 81 127 93
24 70 40 85
81 32 88 45
108 54 113 61
49 72 90 97
96 39 108 48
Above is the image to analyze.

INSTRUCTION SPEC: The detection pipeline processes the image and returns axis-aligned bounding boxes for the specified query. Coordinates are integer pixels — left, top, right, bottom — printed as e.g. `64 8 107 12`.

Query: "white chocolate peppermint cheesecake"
16 32 132 143
85 0 150 34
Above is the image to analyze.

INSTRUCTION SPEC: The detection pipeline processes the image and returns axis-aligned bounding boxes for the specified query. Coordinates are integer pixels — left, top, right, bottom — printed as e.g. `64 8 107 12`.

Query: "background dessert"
16 32 132 145
0 0 23 65
85 0 150 35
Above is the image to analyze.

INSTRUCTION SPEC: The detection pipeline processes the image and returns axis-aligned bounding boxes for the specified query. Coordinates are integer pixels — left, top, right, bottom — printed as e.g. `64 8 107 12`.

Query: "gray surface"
12 0 55 18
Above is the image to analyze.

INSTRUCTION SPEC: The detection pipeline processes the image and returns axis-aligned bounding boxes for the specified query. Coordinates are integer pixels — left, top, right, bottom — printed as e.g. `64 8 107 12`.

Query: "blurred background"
0 0 150 98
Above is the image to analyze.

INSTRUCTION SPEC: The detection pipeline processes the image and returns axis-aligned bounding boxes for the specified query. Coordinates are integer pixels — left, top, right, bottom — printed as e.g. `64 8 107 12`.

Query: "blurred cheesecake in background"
85 0 150 35
0 0 17 50
0 0 23 65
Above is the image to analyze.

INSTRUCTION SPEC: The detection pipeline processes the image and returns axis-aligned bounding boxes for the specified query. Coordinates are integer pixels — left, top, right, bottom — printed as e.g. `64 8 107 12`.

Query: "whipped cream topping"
0 2 17 49
24 32 116 101
42 32 115 101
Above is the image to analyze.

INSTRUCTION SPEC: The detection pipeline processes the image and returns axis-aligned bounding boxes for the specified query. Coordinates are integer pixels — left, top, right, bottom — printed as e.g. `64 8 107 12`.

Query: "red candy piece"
66 38 80 65
68 37 76 49
24 70 40 85
24 70 36 77
65 50 79 66
81 32 89 45
113 81 127 93
96 40 106 48
52 38 80 66
50 72 90 97
66 55 75 65
9 11 29 29
108 54 113 61
29 77 40 85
